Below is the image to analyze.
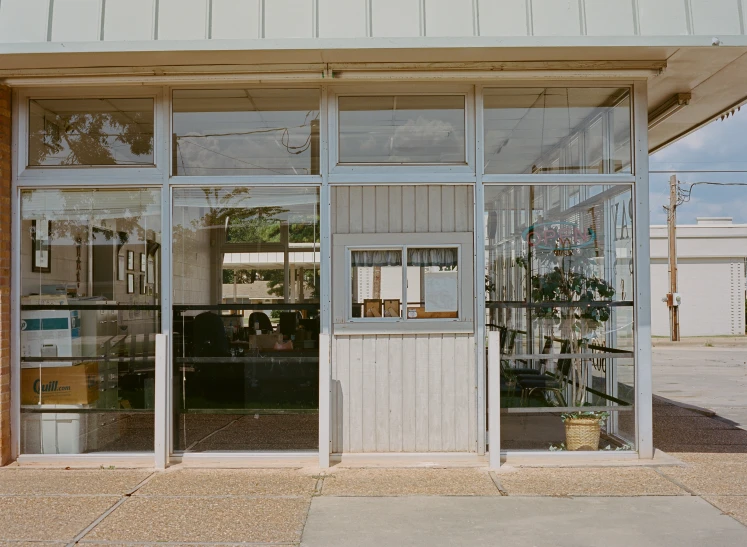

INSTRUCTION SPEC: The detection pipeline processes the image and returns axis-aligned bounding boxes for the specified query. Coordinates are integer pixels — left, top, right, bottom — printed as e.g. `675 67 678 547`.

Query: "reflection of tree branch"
30 100 153 166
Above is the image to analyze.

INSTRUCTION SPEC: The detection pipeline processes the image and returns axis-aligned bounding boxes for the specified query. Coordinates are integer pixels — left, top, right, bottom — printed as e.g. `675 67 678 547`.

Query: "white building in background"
651 218 747 337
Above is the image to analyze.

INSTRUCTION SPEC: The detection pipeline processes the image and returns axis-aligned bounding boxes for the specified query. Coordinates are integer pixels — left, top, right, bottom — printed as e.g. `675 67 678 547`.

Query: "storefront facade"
1 0 747 468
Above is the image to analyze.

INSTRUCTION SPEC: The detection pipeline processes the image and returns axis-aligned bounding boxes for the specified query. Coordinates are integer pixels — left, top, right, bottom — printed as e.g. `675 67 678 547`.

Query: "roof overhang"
2 36 747 154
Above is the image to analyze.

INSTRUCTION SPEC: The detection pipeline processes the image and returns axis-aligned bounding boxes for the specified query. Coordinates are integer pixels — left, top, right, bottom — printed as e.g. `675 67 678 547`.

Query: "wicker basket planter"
563 417 602 451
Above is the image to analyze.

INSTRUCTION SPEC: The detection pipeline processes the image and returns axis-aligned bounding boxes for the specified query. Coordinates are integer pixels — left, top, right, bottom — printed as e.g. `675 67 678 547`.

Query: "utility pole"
667 175 681 341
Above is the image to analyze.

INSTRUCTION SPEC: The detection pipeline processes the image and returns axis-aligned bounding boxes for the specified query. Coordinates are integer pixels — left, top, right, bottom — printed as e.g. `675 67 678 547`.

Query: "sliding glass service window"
172 187 320 452
28 98 155 167
485 184 635 451
20 188 161 454
172 89 321 176
483 88 632 175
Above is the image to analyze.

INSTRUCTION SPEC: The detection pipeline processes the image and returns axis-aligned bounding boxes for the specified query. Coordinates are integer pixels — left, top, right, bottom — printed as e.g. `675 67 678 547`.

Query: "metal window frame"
8 78 649 467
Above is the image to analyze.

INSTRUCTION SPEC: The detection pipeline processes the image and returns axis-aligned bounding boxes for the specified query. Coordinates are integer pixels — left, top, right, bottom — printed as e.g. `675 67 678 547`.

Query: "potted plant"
561 411 609 451
516 222 616 450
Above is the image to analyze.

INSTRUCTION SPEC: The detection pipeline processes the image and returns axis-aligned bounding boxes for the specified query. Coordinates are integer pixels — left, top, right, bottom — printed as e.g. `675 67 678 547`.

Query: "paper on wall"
424 271 458 312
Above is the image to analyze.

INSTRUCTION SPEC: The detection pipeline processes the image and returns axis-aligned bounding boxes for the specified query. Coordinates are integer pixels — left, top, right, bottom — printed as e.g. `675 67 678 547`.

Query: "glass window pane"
172 187 320 451
20 188 161 454
406 247 459 320
28 98 155 166
338 95 466 164
173 89 320 176
350 250 403 318
484 88 631 175
484 184 635 450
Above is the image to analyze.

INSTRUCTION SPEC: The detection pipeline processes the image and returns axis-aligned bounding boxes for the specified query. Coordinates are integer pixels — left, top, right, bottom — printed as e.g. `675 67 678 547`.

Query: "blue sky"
649 110 747 225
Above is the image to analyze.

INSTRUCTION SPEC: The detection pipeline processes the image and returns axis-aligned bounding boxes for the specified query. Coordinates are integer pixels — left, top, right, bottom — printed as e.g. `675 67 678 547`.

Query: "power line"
663 180 747 221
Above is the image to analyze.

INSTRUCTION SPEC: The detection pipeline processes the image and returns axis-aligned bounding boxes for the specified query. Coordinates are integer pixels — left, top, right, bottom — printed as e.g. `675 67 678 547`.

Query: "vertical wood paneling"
637 0 689 35
427 335 443 450
212 0 260 39
388 186 403 233
319 0 367 38
375 187 389 233
531 0 581 36
159 0 209 40
388 336 404 451
401 186 416 233
334 187 349 234
348 187 363 233
478 0 528 36
441 334 456 451
372 0 420 37
454 334 470 450
0 0 50 43
415 335 430 451
467 188 474 231
425 0 474 37
428 187 442 232
337 335 350 452
104 0 155 41
441 186 455 232
331 333 341 452
264 0 313 38
415 186 429 232
332 184 474 235
333 333 475 452
361 336 378 451
402 335 417 451
375 336 390 450
454 186 470 232
51 0 101 42
361 187 376 233
348 336 363 451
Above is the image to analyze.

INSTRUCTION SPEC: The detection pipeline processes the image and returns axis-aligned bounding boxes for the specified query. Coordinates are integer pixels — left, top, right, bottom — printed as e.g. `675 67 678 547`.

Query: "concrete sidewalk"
0 398 746 546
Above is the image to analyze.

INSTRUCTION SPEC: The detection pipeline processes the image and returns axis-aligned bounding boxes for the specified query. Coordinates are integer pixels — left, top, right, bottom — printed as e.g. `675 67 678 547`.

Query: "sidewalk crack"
65 471 157 547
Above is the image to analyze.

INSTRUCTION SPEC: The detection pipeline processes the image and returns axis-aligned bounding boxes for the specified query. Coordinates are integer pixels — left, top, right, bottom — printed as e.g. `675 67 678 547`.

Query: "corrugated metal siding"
332 334 477 452
2 0 745 44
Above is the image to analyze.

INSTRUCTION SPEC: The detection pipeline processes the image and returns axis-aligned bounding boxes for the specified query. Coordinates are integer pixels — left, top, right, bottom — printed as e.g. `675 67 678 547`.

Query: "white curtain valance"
351 250 402 267
407 247 458 267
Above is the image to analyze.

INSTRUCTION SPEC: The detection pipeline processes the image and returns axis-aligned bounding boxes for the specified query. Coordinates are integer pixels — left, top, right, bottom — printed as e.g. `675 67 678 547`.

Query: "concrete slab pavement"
300 496 747 547
653 341 747 429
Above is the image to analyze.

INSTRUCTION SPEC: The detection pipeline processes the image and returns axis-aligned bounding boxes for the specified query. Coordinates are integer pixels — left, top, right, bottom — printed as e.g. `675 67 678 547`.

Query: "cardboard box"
21 362 99 405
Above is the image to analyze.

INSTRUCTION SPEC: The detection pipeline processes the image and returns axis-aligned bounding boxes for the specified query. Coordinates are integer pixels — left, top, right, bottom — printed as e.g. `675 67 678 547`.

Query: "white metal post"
474 85 487 456
487 330 501 469
159 87 173 462
154 333 168 469
318 84 332 468
633 81 654 459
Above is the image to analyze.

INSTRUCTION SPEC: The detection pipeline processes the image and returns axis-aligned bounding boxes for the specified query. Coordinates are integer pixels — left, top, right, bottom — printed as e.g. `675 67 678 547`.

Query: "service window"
349 245 460 322
334 232 473 330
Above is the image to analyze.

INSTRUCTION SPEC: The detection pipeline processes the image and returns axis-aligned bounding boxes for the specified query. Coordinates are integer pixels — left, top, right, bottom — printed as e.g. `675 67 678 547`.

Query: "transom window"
337 95 467 165
28 98 155 167
483 87 631 175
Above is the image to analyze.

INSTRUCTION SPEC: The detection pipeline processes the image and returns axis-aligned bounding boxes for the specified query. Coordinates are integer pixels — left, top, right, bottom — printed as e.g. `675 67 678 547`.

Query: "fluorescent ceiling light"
649 93 691 129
